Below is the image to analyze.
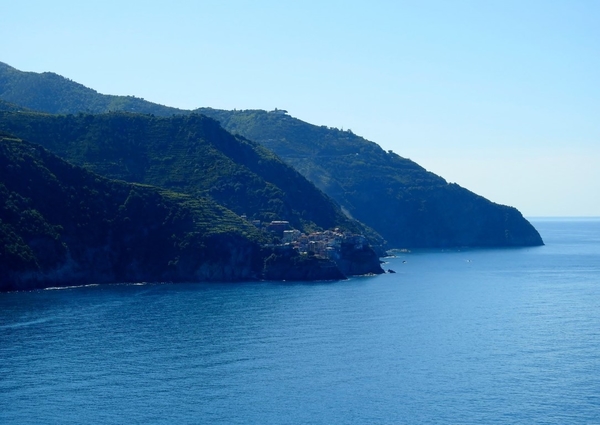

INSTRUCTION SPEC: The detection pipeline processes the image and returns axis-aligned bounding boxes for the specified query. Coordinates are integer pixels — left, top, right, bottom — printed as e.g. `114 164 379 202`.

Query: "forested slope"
0 134 266 291
0 111 378 242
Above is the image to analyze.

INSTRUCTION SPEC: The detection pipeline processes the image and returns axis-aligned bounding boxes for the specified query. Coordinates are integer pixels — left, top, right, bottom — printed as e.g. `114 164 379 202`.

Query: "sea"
1 218 599 424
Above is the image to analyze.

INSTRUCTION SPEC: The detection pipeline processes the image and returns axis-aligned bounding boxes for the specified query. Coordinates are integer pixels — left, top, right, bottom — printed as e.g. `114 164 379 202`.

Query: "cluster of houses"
282 228 367 260
245 218 367 260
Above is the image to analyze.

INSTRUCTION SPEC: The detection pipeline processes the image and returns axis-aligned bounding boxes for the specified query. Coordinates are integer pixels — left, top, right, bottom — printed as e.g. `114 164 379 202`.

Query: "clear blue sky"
3 0 599 216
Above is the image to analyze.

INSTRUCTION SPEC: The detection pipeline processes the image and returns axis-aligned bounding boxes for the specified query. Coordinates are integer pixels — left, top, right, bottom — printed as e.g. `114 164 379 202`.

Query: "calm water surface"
1 219 599 424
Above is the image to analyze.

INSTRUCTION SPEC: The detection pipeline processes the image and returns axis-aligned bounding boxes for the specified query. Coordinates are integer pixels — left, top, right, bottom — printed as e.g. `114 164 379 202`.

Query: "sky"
2 0 599 216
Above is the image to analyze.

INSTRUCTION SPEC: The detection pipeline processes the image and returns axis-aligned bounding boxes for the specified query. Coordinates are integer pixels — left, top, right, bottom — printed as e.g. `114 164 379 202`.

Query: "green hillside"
0 110 377 243
0 98 32 112
196 108 543 248
0 134 266 291
0 62 185 116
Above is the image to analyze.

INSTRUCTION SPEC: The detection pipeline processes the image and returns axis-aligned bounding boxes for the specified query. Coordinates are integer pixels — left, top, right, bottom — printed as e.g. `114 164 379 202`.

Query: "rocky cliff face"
4 241 263 292
262 245 346 281
335 241 385 276
261 241 384 282
386 183 544 248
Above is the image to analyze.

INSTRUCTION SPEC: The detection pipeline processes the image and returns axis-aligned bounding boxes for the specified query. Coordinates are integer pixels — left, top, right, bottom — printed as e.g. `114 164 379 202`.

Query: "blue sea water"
1 218 599 424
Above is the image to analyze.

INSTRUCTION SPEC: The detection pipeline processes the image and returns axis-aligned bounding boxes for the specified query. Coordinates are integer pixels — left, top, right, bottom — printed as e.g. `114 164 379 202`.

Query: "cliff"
335 240 385 276
262 243 383 281
262 246 346 281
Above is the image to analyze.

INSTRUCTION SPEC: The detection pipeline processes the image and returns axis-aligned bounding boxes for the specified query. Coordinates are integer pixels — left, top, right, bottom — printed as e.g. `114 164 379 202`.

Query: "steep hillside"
196 108 543 248
0 134 266 291
0 111 377 243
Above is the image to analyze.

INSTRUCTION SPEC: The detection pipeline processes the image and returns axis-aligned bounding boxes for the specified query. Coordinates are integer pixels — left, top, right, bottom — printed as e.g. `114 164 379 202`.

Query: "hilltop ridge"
0 61 186 116
0 62 543 248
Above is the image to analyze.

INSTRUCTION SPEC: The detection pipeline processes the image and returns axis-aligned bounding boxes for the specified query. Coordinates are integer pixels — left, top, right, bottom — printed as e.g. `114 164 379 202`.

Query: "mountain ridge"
0 61 186 116
195 108 543 248
0 61 543 248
